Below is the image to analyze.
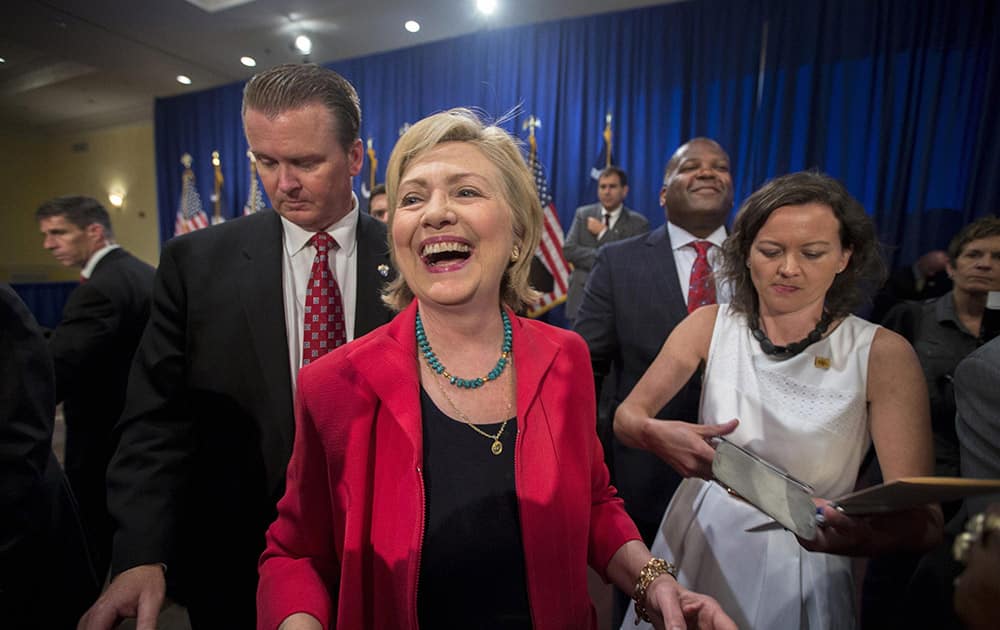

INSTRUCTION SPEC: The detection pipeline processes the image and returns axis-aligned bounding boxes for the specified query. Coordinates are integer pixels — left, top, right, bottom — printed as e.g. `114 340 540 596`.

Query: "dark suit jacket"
48 247 155 575
0 284 99 629
106 210 395 623
572 225 702 544
563 204 649 320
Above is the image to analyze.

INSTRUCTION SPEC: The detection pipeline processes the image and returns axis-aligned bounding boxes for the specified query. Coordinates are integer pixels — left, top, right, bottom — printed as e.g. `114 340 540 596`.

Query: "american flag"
243 150 265 215
526 135 570 317
174 154 210 235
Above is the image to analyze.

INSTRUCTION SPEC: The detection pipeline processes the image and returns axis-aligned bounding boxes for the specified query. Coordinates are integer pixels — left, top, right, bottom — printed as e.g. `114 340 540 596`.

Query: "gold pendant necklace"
432 365 515 456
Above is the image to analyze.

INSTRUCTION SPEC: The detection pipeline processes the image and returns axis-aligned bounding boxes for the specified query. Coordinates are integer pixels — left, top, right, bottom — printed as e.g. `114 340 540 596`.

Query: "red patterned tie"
687 240 716 314
302 232 346 365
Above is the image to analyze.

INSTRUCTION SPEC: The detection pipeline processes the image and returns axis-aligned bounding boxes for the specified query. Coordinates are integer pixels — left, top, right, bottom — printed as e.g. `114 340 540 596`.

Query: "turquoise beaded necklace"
415 309 512 388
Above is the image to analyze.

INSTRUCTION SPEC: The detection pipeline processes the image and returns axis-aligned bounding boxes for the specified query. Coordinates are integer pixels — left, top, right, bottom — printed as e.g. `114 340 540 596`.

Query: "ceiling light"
0 57 6 64
405 20 420 33
294 35 312 54
176 75 192 85
240 56 256 67
476 0 497 15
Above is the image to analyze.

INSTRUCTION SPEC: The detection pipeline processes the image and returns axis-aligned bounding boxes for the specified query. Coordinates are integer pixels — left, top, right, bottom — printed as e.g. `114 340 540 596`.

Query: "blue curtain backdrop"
154 0 998 289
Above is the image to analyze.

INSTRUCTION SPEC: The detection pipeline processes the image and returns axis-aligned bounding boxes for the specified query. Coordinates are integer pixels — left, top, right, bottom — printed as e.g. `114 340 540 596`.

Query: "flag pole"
211 150 224 224
603 112 613 168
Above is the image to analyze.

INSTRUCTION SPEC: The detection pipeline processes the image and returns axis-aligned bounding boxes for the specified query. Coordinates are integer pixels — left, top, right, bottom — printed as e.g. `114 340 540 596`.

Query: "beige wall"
0 122 160 283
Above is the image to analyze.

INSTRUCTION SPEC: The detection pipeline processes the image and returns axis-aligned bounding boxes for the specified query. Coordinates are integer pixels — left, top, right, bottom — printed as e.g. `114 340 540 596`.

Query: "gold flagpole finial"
522 115 541 160
211 151 224 219
603 112 613 168
366 138 378 190
181 153 193 170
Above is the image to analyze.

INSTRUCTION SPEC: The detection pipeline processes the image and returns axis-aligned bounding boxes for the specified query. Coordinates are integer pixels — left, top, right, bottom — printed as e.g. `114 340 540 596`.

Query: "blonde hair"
382 108 542 313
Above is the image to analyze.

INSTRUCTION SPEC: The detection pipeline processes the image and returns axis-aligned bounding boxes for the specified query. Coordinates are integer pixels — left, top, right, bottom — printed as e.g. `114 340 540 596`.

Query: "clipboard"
711 438 818 539
831 477 1000 515
712 439 1000 538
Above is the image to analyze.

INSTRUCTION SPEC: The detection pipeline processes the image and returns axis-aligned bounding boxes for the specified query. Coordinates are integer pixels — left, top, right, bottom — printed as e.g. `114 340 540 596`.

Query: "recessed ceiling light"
476 0 497 15
294 35 312 54
240 56 257 67
405 20 420 33
177 75 192 85
0 57 6 64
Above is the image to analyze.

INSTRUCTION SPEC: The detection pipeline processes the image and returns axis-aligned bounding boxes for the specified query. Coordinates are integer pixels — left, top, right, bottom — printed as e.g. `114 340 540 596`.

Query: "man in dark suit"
36 196 155 580
574 137 733 542
79 64 395 629
1 283 100 629
574 138 733 625
563 166 649 323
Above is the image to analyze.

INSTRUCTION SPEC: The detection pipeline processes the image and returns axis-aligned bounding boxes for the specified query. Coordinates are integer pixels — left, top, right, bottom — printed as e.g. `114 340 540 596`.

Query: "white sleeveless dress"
622 305 878 630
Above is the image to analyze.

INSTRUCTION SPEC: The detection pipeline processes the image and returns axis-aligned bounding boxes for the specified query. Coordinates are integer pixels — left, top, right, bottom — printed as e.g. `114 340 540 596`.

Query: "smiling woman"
257 108 736 630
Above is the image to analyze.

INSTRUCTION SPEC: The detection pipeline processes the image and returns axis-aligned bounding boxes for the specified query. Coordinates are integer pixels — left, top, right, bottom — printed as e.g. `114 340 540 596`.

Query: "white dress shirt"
598 204 624 238
666 221 730 306
281 194 360 385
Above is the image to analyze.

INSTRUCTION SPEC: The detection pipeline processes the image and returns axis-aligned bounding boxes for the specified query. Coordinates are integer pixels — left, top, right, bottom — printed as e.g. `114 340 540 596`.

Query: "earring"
510 245 521 263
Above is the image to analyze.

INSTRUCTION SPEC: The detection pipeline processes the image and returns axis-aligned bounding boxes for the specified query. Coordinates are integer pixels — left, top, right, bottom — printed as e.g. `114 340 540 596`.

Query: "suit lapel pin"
814 356 831 370
377 264 390 278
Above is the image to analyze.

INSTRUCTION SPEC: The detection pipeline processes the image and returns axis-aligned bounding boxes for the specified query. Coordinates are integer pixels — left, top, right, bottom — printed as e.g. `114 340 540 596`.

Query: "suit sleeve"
106 243 197 574
567 335 640 579
572 245 617 392
563 208 598 272
48 282 121 403
258 367 339 629
0 286 55 558
955 346 1000 515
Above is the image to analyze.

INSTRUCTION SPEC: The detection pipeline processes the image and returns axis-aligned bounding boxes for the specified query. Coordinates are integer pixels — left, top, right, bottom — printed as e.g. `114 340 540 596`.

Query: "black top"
417 387 532 629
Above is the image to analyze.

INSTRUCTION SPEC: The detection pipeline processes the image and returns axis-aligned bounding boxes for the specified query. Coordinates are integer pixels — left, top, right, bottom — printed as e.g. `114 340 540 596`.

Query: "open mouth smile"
420 239 473 271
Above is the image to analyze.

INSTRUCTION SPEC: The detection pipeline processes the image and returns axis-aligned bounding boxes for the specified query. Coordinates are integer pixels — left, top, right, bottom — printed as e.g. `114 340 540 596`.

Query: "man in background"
36 195 155 581
563 166 648 324
573 138 733 625
368 182 389 223
79 63 395 630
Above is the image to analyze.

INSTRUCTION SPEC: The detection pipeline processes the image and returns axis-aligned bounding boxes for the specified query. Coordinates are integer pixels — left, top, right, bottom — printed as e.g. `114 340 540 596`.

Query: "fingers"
648 576 686 630
77 601 118 630
135 587 165 630
694 418 739 437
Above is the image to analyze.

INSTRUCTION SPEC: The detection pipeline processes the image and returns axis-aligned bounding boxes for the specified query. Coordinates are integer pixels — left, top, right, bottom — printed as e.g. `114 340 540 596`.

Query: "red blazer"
258 300 640 629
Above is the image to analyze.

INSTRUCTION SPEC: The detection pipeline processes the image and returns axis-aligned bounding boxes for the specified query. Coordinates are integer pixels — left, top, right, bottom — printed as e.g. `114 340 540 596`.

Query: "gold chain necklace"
432 366 515 456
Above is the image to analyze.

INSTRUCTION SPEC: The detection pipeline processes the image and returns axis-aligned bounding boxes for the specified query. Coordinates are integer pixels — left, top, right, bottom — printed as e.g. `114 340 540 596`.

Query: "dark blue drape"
12 282 77 329
154 0 998 273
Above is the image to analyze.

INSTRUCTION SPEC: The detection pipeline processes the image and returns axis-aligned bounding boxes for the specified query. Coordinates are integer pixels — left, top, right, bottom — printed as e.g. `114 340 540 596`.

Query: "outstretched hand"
645 575 738 630
643 419 739 479
78 564 166 630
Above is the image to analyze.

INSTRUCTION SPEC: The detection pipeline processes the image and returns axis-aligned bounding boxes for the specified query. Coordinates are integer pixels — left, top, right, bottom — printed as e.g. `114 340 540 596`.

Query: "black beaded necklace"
750 311 833 359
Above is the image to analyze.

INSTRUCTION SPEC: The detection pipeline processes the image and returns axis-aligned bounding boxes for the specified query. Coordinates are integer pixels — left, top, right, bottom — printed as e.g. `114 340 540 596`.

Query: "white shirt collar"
667 221 727 251
601 203 624 220
281 193 360 258
81 243 121 278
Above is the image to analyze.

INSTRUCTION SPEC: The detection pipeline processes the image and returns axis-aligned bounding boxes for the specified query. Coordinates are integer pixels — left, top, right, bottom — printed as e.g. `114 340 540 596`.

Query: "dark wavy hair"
720 171 886 319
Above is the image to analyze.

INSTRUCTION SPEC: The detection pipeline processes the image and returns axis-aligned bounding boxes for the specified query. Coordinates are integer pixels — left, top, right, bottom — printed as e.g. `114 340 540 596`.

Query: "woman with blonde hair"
257 108 734 630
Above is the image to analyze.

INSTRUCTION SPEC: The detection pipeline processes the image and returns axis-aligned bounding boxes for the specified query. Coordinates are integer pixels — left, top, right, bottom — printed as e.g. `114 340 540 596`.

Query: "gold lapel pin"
814 356 831 370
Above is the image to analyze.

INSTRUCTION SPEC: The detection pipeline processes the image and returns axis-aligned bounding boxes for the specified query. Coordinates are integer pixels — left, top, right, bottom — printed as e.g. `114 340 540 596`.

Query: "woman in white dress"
616 172 944 629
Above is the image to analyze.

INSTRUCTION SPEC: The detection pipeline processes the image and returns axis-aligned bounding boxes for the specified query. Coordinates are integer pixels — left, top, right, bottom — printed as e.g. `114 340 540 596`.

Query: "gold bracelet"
632 557 678 624
953 511 1000 564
